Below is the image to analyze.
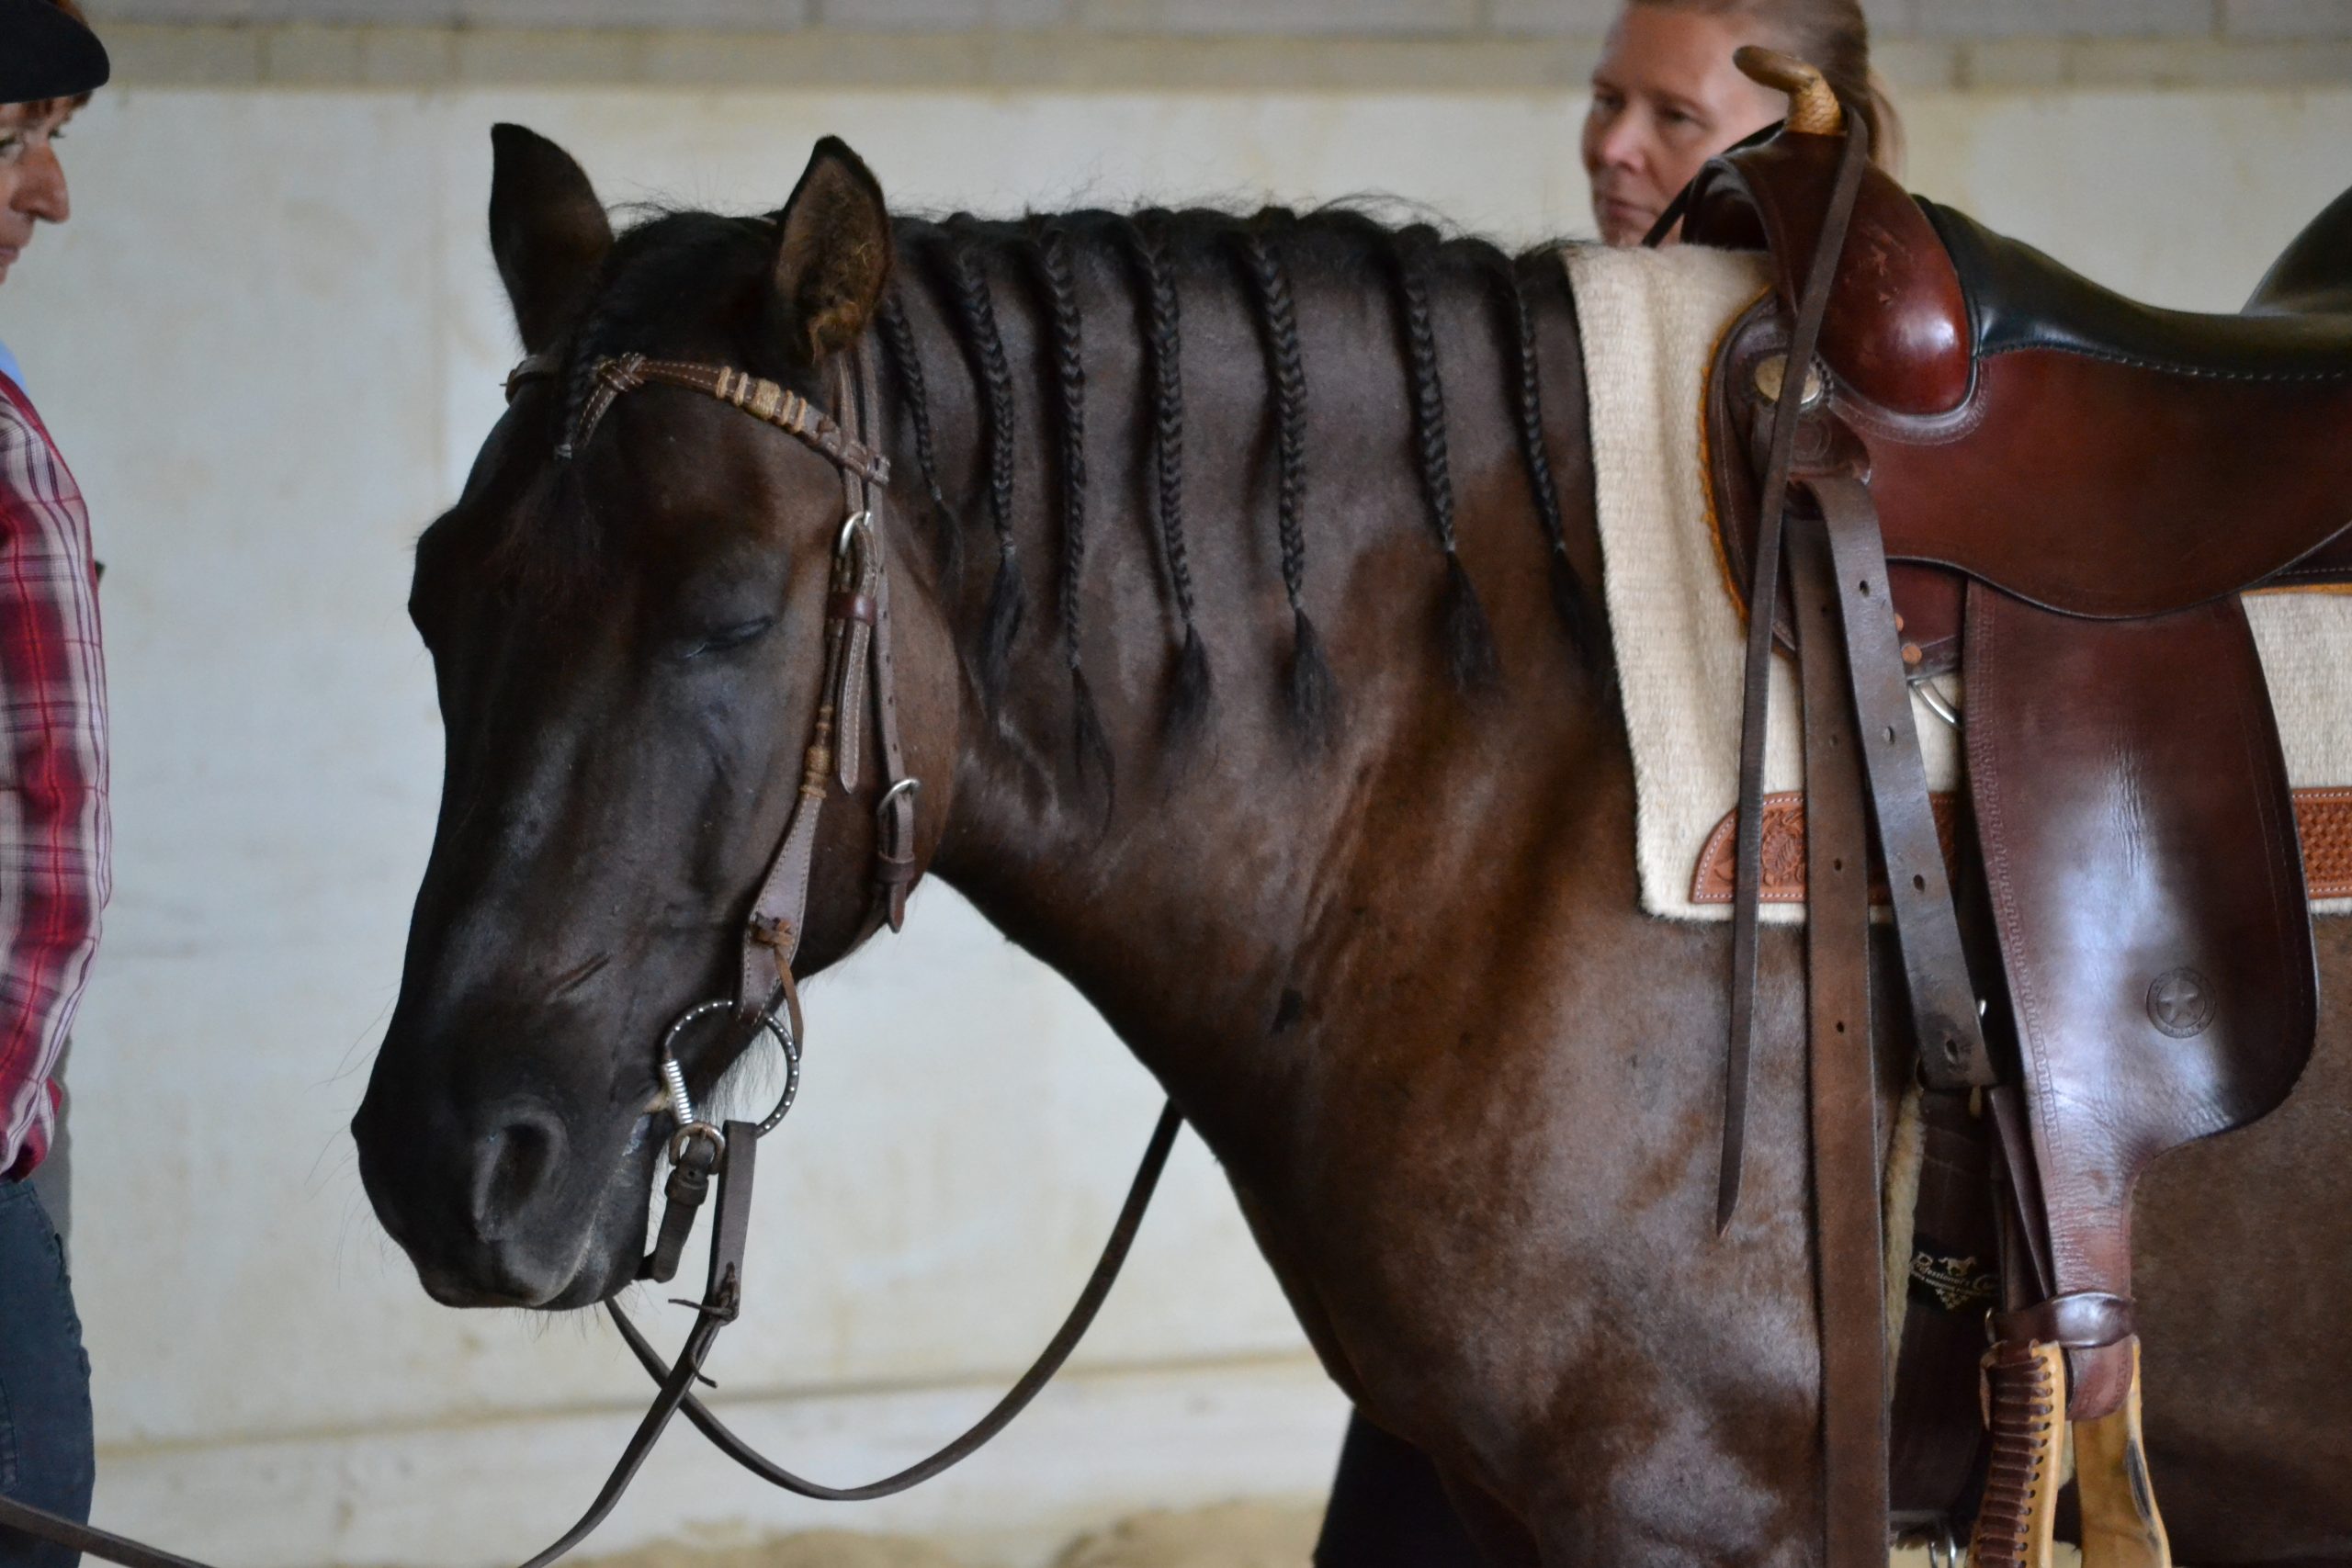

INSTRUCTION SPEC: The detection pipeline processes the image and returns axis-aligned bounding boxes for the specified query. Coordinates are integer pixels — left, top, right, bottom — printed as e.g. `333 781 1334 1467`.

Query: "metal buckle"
877 776 920 829
836 509 874 566
667 1120 727 1168
655 997 805 1148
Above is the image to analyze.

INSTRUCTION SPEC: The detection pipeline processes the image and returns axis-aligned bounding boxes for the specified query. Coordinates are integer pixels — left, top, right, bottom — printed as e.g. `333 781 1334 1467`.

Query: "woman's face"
1581 6 1787 245
0 99 74 286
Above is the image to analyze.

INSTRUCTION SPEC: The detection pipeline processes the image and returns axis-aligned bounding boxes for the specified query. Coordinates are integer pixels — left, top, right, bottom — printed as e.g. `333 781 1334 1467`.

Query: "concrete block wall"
75 0 2352 35
77 0 2352 87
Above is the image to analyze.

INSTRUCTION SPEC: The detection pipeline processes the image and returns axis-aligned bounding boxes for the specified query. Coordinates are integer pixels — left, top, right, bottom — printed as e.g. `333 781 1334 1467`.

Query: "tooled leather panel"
1964 589 2317 1420
1690 786 2352 906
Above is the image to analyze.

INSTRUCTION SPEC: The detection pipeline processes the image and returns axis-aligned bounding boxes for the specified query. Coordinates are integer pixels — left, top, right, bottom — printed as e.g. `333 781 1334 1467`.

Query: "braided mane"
551 200 1603 759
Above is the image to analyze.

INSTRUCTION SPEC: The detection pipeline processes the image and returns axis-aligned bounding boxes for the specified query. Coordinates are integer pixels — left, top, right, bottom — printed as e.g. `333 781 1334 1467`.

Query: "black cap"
0 0 108 106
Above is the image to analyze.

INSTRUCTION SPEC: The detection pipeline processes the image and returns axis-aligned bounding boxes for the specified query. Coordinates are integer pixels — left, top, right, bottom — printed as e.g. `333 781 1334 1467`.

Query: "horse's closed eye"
679 616 777 660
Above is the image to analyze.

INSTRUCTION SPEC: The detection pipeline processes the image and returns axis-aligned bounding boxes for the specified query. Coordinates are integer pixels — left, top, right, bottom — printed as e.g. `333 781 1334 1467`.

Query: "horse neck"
876 217 1621 1144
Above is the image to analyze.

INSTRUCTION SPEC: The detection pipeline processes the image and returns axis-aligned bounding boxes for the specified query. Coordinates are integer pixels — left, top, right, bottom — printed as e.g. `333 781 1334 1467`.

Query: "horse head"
354 127 956 1309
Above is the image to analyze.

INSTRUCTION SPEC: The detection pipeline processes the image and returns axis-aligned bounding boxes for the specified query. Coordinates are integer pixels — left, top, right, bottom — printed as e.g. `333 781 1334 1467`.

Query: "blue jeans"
0 1177 91 1567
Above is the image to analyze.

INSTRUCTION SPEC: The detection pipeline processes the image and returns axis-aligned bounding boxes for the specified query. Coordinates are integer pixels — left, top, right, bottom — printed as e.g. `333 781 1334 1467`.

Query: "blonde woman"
1581 0 1900 244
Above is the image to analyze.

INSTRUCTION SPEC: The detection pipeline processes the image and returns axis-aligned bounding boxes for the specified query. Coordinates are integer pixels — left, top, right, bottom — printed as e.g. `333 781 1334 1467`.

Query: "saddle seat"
1927 200 2352 379
2248 184 2352 317
1686 135 2352 621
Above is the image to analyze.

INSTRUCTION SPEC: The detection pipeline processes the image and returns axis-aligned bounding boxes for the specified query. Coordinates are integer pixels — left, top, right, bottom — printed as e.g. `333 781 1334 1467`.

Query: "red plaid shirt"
0 372 108 1181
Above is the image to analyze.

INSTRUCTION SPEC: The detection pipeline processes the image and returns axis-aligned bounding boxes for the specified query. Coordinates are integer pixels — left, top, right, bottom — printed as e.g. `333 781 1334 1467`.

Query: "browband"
504 351 893 486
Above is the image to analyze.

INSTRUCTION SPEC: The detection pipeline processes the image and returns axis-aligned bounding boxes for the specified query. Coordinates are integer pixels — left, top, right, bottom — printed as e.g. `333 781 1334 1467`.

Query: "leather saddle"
1707 136 2352 671
1683 60 2348 1568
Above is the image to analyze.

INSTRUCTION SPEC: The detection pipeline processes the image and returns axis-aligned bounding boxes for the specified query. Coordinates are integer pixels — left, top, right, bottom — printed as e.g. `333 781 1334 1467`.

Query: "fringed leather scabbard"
1970 1340 2065 1568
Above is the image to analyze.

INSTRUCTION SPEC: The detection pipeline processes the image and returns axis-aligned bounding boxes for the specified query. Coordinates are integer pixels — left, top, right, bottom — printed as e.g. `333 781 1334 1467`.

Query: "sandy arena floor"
577 1506 2091 1567
577 1503 1324 1568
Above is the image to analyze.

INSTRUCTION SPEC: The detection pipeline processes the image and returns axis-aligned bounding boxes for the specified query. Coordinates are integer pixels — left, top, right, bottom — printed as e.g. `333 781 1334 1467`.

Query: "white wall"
6 82 2349 1566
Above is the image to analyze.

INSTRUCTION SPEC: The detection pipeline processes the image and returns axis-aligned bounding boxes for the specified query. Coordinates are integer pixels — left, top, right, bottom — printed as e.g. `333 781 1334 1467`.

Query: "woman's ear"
773 137 894 362
488 124 614 354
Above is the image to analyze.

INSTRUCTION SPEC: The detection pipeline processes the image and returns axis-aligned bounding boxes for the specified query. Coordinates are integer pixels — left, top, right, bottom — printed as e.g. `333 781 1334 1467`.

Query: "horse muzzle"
353 1067 658 1310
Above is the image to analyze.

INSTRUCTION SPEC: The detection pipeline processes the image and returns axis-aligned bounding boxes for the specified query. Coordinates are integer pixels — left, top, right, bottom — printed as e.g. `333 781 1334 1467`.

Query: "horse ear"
489 123 614 354
774 137 894 363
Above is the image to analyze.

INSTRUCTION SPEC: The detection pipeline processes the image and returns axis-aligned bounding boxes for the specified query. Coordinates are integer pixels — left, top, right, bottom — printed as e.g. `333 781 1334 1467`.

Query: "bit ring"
655 997 803 1144
668 1121 727 1168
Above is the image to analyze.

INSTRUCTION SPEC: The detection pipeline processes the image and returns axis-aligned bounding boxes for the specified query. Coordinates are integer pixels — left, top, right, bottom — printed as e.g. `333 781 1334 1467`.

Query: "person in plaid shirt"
0 1 110 1560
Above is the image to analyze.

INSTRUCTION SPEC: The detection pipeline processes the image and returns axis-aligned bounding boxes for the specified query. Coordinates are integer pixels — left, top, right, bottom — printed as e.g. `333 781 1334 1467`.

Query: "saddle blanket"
1560 242 2352 924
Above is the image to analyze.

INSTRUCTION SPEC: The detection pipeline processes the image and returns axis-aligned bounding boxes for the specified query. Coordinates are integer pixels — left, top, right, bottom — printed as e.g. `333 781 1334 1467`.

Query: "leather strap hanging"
1807 477 1996 1097
1786 515 1889 1568
1714 107 1873 1229
606 1101 1185 1501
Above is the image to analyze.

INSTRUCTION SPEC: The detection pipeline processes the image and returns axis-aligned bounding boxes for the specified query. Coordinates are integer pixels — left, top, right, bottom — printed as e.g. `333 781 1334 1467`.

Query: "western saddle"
1683 51 2352 1568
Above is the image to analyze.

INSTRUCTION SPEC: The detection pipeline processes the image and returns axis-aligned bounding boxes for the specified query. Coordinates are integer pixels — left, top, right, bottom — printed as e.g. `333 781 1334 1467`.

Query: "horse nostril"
468 1101 570 1243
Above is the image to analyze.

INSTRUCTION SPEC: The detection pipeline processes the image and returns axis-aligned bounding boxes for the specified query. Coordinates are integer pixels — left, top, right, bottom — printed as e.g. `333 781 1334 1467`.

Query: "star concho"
2147 966 2218 1040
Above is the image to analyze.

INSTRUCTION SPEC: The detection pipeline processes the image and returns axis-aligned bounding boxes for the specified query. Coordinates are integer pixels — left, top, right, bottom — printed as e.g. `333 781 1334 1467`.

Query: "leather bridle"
0 343 1183 1568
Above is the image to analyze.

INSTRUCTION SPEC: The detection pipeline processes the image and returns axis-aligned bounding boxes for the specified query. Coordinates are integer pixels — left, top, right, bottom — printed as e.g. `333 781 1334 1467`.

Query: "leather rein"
0 344 1184 1568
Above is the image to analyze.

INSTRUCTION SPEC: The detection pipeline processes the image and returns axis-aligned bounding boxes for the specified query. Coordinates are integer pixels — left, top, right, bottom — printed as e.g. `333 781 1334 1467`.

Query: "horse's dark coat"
355 130 2352 1565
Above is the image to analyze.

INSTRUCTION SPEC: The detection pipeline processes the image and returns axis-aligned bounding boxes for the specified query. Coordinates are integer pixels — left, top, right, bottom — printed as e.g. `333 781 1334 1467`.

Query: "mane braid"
876 285 964 583
1234 222 1337 750
944 220 1025 705
1394 229 1500 691
1117 214 1213 744
1493 255 1602 674
557 288 628 464
1033 221 1114 796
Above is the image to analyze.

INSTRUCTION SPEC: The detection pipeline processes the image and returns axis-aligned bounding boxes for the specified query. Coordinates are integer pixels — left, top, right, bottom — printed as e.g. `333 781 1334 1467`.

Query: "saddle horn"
1735 46 1845 136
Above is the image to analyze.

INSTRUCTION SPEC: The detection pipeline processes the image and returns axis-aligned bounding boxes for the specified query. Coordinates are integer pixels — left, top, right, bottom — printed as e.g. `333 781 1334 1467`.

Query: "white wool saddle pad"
1560 243 2352 924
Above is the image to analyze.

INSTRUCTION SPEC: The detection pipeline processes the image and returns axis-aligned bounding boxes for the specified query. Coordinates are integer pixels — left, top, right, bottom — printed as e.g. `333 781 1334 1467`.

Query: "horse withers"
353 126 2352 1564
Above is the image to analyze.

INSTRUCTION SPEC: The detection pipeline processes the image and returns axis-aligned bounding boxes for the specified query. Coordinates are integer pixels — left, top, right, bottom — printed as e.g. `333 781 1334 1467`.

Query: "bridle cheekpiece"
505 338 922 1266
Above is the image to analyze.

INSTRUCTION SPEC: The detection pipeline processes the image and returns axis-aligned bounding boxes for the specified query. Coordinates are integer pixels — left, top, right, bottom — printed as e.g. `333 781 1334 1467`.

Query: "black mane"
549 200 1606 760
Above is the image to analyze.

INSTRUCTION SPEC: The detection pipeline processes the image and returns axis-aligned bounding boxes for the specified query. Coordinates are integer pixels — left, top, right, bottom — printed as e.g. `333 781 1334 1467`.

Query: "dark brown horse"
351 127 2352 1565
